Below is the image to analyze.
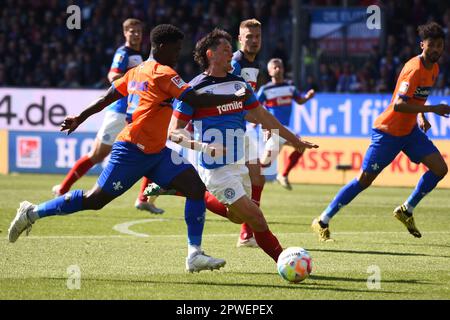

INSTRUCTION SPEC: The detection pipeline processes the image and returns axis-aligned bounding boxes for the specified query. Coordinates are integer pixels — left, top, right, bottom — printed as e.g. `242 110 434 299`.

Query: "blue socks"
31 190 84 221
320 178 364 224
406 171 442 209
184 198 205 247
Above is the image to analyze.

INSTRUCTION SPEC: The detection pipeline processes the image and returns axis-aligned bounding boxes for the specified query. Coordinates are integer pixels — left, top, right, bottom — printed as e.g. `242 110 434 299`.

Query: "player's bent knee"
435 164 448 178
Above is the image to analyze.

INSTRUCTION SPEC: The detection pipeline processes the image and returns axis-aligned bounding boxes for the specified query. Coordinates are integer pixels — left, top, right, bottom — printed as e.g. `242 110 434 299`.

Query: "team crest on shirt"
171 75 186 88
234 83 242 90
398 81 409 94
114 54 125 64
224 188 235 200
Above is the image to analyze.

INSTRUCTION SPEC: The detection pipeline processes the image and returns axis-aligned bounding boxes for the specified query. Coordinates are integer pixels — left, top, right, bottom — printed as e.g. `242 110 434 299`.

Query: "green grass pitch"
0 174 449 299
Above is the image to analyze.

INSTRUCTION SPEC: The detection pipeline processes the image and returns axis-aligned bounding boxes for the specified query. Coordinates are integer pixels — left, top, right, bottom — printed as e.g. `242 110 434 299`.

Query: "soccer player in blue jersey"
258 58 315 190
52 18 164 214
312 22 450 242
167 29 319 263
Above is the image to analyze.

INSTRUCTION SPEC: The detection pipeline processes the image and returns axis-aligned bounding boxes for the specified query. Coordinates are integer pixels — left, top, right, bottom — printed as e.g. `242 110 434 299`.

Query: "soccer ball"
277 247 312 283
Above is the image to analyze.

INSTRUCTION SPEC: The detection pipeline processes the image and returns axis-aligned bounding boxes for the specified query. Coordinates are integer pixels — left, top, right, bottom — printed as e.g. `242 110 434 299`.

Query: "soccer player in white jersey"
52 18 164 214
258 58 315 190
167 29 319 264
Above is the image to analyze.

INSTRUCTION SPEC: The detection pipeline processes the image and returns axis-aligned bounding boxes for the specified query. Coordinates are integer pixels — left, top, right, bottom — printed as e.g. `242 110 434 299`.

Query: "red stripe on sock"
59 155 94 194
254 229 283 262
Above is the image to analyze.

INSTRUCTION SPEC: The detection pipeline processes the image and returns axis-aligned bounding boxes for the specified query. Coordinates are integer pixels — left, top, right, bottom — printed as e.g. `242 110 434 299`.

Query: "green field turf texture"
0 174 449 299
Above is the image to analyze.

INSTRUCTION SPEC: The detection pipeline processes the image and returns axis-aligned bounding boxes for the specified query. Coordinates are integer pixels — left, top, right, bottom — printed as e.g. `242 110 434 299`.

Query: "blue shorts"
97 141 192 196
362 126 439 173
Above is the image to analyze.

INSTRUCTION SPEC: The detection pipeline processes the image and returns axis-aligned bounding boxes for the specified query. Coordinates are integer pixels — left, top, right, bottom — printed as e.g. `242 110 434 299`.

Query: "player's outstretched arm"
247 106 319 151
181 86 251 108
394 98 450 117
294 89 315 105
60 86 124 134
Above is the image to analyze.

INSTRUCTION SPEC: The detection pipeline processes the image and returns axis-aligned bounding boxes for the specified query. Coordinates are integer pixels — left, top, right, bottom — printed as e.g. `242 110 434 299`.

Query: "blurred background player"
8 24 254 272
312 22 450 242
169 28 319 264
230 19 265 248
258 58 315 190
51 18 164 214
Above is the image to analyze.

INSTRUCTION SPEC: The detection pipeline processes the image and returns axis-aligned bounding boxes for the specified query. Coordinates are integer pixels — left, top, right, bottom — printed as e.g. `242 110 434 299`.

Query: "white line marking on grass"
8 230 450 240
112 218 167 237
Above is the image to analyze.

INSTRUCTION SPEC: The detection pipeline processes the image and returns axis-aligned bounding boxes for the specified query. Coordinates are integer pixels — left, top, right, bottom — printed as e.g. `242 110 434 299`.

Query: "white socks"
319 213 330 225
403 202 414 214
188 245 201 259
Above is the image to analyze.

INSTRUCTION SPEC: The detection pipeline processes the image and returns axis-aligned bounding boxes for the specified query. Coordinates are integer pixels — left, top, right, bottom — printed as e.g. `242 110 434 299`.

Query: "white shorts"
96 111 127 145
198 164 251 205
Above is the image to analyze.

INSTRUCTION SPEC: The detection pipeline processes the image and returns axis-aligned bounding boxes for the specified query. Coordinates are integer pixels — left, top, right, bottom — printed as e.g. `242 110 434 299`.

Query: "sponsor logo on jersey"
276 96 292 105
413 86 431 99
171 75 187 88
216 101 243 115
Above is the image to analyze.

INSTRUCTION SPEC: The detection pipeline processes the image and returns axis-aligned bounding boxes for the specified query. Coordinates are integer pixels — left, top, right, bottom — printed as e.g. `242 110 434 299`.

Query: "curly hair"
150 24 184 47
417 22 445 41
193 28 232 70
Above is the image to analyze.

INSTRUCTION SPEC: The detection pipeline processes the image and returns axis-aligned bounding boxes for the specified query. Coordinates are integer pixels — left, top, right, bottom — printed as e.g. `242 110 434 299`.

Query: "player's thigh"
146 147 202 196
96 142 150 198
169 167 206 200
361 130 402 175
403 127 445 175
89 139 112 161
227 195 268 231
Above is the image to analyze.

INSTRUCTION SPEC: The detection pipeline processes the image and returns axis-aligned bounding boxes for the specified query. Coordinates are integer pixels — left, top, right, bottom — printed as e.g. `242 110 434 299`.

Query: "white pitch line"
112 218 167 238
4 230 450 240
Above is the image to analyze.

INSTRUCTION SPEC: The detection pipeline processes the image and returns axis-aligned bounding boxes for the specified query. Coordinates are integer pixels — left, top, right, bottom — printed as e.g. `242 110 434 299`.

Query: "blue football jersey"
173 73 259 169
106 45 143 117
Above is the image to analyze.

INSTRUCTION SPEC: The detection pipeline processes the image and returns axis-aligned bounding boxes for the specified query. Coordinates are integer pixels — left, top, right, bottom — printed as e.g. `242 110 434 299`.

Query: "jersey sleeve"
110 49 129 73
112 68 133 96
173 99 194 122
293 87 303 100
230 60 241 77
396 66 420 101
243 83 259 111
256 87 267 104
155 67 192 99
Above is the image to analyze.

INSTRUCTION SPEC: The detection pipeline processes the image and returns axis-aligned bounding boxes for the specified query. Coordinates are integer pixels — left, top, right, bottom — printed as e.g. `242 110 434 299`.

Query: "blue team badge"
224 188 236 200
235 83 242 90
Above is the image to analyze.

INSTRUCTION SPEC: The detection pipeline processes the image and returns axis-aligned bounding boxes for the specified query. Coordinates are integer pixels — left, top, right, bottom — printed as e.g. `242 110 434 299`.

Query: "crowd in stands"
0 0 449 95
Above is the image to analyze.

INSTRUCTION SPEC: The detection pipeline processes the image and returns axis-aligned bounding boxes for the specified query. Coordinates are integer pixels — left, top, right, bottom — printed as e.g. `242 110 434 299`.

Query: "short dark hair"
150 24 184 47
193 29 232 70
417 22 445 41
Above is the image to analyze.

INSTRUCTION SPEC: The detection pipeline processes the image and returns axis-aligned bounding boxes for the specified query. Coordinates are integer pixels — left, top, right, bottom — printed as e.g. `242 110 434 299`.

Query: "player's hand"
418 114 431 133
60 116 80 134
432 104 450 118
305 89 315 100
294 139 319 151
